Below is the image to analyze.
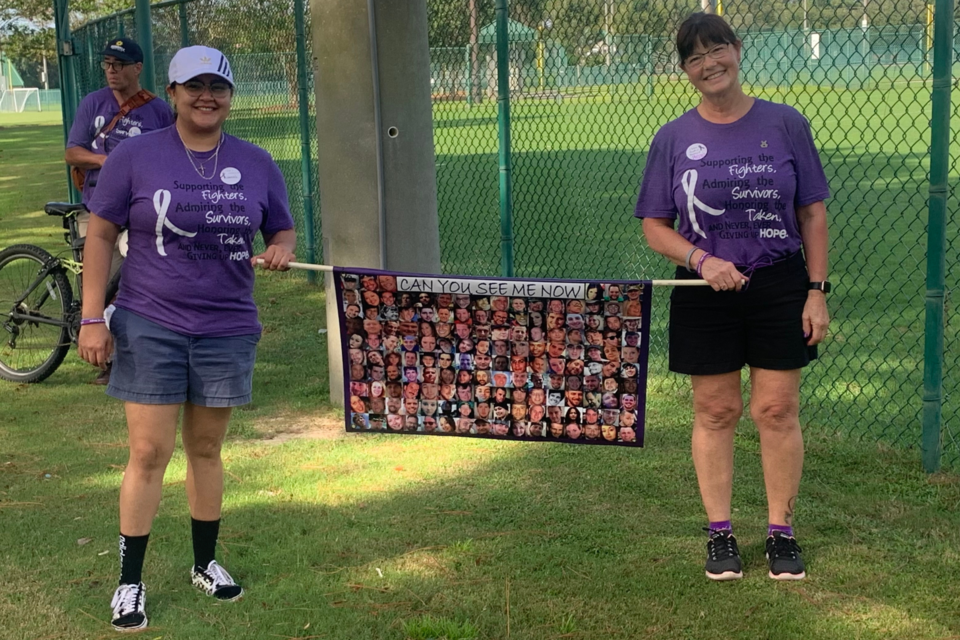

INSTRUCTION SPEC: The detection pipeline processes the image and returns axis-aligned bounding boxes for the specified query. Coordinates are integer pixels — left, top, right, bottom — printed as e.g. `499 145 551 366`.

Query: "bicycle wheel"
0 244 74 383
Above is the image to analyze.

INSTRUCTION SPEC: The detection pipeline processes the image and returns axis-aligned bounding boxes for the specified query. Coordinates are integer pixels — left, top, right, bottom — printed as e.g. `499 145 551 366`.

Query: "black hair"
676 12 739 66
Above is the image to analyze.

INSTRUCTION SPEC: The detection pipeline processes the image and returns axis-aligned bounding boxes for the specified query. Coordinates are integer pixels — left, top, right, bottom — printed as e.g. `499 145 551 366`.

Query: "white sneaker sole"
214 587 244 602
111 616 148 632
192 575 244 601
706 570 743 581
768 570 806 580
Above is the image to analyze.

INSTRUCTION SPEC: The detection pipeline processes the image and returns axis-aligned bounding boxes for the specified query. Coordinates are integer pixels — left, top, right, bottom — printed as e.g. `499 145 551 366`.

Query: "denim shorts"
107 307 260 407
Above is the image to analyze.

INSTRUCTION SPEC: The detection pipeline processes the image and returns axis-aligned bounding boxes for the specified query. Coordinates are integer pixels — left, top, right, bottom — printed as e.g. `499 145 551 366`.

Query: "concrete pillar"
312 0 441 406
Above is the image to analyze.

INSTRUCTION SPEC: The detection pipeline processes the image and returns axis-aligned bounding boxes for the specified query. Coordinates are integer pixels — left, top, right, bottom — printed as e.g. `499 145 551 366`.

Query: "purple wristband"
80 318 106 326
695 252 712 278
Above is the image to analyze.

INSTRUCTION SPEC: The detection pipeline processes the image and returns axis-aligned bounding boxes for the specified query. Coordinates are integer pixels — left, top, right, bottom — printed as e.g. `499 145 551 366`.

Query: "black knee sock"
191 518 220 570
118 533 150 585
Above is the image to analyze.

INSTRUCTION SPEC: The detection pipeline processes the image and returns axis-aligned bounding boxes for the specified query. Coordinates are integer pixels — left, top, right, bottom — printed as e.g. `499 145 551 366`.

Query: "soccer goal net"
0 88 42 113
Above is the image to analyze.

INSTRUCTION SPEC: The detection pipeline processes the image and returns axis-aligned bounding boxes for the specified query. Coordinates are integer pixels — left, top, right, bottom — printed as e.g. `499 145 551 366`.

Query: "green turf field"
0 111 64 127
4 90 960 639
4 80 950 462
429 79 956 467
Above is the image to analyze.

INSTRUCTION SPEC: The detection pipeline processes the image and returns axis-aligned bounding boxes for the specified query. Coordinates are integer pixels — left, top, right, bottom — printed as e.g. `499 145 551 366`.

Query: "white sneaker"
191 560 244 601
110 582 147 631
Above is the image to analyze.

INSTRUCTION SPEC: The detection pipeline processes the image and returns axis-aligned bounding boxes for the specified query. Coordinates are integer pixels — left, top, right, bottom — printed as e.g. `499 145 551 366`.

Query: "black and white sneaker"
110 582 147 631
766 531 806 580
191 560 244 601
704 529 743 581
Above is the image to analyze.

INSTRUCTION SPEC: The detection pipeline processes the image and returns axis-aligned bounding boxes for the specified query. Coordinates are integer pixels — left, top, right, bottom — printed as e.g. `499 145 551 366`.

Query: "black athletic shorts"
668 251 818 375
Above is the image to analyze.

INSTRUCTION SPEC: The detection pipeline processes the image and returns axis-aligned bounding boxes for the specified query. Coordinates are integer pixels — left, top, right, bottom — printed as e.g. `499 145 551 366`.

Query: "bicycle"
0 202 121 383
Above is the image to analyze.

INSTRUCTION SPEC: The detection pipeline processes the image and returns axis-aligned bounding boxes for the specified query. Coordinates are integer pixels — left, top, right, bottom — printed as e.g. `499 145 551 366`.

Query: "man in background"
65 37 174 384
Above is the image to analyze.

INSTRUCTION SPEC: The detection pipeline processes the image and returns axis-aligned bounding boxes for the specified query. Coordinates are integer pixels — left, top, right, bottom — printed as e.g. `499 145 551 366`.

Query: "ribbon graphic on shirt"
153 189 196 257
681 169 725 239
91 115 105 150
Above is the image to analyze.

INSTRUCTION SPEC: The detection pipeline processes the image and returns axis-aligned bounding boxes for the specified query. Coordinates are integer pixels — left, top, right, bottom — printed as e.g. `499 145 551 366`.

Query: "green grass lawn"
429 80 958 467
20 83 947 470
5 101 960 639
0 111 64 127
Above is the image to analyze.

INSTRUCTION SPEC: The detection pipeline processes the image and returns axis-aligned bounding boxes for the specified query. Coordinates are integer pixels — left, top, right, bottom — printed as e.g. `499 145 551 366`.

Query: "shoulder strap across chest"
96 89 157 141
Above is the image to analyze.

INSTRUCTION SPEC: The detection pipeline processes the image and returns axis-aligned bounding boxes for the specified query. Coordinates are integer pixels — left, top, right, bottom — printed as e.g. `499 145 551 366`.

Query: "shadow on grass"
4 105 960 638
3 252 960 639
5 415 960 639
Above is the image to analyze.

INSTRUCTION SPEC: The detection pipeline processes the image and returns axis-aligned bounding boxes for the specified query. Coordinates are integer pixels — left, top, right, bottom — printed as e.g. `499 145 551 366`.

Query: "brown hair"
676 12 739 67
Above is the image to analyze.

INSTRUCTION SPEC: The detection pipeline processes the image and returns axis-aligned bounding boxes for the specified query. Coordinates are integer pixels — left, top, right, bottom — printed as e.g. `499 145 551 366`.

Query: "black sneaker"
191 560 244 601
704 529 743 581
766 531 806 580
110 582 147 631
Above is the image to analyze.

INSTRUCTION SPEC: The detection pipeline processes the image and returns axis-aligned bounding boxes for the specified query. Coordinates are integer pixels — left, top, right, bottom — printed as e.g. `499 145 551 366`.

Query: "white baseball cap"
168 45 234 86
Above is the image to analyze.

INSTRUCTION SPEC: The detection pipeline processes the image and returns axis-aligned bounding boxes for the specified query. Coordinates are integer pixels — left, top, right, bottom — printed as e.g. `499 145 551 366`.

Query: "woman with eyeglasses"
77 46 296 631
635 13 830 583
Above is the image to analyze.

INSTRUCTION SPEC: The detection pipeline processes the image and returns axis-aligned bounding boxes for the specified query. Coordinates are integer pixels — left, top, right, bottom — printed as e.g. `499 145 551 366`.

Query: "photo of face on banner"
338 271 647 445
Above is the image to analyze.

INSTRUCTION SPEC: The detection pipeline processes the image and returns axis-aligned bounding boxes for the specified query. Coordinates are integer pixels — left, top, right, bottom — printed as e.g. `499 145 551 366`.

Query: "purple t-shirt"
634 99 830 267
88 126 295 337
67 87 175 205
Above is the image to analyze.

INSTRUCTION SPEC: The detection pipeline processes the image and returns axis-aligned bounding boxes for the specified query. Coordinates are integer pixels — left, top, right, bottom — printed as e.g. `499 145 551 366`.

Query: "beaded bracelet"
684 247 698 272
696 252 712 278
80 318 106 326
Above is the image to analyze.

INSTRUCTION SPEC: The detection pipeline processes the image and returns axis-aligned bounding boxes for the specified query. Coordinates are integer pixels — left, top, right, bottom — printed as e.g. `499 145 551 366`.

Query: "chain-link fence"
64 0 320 267
57 0 960 468
941 3 960 472
428 1 960 468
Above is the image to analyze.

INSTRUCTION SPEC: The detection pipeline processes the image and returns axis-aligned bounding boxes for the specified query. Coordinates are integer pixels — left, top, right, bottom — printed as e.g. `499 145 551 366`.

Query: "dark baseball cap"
101 37 144 63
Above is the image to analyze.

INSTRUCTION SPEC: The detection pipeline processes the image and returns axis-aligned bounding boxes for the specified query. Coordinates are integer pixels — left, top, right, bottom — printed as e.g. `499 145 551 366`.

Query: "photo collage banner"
334 269 652 446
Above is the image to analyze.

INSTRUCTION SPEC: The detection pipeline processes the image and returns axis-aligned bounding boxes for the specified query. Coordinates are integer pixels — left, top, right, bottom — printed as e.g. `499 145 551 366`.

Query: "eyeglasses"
101 61 136 72
684 44 730 69
179 80 232 98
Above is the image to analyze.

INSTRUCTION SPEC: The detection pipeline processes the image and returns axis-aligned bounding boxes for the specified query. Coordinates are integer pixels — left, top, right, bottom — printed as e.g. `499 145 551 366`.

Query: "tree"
4 0 132 25
428 0 495 47
2 24 58 89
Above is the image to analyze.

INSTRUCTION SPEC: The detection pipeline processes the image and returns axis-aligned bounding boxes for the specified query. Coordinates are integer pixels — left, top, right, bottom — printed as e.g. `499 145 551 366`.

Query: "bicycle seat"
45 202 88 217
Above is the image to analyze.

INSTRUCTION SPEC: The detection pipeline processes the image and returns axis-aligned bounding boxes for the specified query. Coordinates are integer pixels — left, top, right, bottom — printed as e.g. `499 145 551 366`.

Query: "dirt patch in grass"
252 411 352 444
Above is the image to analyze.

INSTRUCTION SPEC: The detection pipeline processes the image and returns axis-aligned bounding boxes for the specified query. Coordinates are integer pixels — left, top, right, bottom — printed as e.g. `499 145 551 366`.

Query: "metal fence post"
644 36 653 98
465 45 473 107
53 0 81 203
921 0 953 473
495 0 514 277
179 0 190 48
294 0 317 284
134 0 155 93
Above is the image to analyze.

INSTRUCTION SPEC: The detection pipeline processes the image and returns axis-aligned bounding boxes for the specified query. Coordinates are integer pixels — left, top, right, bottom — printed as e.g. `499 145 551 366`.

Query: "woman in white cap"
78 45 297 631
